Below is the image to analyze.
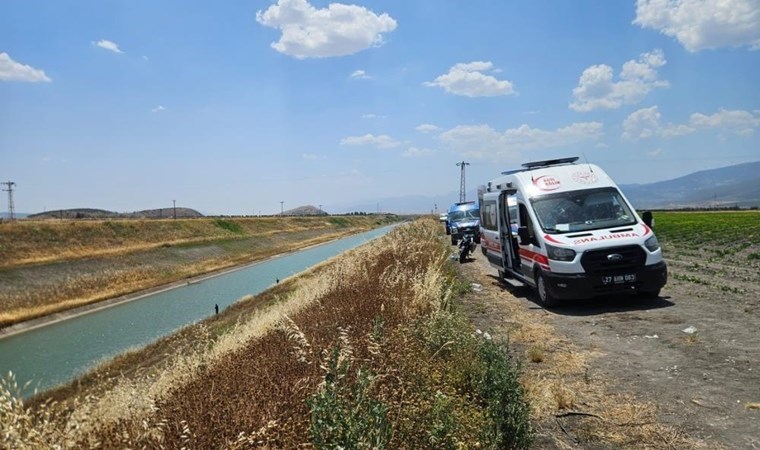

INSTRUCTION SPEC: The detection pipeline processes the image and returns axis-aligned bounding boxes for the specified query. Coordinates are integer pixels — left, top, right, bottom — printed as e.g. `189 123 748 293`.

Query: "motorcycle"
458 232 477 263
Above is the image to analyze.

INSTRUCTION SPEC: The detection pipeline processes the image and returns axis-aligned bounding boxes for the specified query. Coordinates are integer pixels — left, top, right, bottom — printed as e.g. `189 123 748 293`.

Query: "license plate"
602 274 637 285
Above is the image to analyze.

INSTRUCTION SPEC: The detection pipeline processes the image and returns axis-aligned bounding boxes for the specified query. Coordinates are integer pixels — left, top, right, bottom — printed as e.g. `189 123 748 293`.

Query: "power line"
456 161 470 203
1 181 16 221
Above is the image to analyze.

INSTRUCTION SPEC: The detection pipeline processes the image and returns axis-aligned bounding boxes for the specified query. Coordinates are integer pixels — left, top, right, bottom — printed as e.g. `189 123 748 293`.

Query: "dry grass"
0 218 395 327
527 345 545 363
3 219 482 448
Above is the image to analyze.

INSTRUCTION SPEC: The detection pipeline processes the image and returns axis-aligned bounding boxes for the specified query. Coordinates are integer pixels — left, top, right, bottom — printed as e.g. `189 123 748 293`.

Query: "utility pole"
1 181 16 221
280 201 284 215
173 200 177 219
456 161 470 203
319 204 323 215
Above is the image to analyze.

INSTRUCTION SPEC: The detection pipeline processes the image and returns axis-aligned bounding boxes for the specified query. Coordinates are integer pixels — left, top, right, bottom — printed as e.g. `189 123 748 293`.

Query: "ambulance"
479 157 667 307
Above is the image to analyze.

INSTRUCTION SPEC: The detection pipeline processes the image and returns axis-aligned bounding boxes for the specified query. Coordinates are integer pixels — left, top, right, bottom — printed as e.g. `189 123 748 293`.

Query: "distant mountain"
27 207 204 219
282 205 327 216
0 212 28 219
619 161 760 209
331 161 760 214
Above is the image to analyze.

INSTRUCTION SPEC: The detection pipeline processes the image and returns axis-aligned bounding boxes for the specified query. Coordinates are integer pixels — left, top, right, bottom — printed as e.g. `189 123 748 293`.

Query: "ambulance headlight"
545 244 576 262
644 235 660 252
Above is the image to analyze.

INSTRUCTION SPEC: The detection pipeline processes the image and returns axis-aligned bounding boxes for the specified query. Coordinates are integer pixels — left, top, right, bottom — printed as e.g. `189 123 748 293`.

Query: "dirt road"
455 248 759 449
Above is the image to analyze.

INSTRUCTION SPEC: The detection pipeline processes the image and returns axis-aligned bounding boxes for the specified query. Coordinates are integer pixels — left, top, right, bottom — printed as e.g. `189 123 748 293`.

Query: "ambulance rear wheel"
451 236 457 245
536 271 558 308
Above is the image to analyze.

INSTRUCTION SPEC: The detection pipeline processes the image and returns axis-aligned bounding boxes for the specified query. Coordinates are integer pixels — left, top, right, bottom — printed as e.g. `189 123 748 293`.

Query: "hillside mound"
282 205 327 216
28 207 204 219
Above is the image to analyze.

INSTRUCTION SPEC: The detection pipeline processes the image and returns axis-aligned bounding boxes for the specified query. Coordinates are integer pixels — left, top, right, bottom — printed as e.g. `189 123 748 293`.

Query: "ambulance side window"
481 201 497 231
518 203 539 247
505 194 518 235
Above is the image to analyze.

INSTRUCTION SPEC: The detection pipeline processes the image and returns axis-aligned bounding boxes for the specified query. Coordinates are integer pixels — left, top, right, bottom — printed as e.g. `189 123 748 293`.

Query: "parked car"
447 201 480 245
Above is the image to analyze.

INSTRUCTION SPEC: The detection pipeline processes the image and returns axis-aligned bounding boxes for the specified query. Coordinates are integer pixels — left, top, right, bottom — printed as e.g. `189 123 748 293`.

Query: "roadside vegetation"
1 219 532 449
653 211 759 298
0 215 398 327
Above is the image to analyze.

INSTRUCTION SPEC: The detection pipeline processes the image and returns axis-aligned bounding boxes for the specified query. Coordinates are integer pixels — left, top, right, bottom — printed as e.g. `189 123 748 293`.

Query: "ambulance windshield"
531 187 636 234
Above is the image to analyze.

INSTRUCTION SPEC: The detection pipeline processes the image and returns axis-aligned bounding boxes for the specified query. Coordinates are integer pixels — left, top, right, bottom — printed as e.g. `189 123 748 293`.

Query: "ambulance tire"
536 271 558 308
451 236 457 246
445 226 451 235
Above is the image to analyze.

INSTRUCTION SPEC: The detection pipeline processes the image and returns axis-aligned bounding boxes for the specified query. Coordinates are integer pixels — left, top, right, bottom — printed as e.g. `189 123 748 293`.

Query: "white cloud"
350 69 371 79
634 0 760 52
439 121 603 161
93 39 123 54
690 109 760 136
424 61 515 97
256 0 397 59
647 148 663 157
361 113 386 119
151 105 166 113
302 152 325 160
340 133 401 149
403 147 435 158
622 106 666 140
570 49 668 112
0 52 51 82
415 123 441 133
622 106 760 139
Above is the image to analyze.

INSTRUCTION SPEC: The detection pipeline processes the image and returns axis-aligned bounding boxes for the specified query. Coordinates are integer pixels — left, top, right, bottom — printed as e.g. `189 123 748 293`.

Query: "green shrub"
328 217 349 227
309 348 391 449
213 219 244 234
477 339 533 449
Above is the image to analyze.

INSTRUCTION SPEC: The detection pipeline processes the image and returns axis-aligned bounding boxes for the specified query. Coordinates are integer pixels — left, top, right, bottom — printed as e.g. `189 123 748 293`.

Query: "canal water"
0 225 397 396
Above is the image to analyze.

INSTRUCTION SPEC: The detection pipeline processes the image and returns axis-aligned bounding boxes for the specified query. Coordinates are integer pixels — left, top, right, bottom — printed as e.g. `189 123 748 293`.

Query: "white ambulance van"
479 157 667 307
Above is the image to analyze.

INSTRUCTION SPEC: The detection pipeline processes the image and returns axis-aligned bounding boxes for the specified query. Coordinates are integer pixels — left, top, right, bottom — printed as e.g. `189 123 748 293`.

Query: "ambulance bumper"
543 261 667 299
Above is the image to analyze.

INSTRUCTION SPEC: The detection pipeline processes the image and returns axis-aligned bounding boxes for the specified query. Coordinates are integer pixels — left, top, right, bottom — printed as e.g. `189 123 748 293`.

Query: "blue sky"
2 0 759 214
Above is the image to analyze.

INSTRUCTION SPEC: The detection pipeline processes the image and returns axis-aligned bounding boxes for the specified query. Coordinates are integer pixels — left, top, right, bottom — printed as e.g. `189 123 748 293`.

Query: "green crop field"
653 211 759 259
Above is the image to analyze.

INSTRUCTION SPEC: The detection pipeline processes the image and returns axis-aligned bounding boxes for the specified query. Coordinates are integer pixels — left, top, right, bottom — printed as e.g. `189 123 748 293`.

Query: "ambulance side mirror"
517 226 530 245
642 211 654 229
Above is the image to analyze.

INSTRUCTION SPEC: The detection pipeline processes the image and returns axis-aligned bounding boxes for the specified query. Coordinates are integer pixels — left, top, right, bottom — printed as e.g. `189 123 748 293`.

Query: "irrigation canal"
0 224 397 397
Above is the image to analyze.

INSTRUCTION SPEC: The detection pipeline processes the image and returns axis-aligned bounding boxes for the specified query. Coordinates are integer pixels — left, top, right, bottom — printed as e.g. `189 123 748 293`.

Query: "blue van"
447 202 480 245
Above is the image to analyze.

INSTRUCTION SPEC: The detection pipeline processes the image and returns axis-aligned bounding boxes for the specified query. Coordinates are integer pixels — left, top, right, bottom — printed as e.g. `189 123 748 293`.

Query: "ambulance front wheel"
536 271 558 308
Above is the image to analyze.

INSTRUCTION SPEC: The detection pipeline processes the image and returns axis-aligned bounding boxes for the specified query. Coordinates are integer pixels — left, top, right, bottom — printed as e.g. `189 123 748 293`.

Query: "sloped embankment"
0 216 396 327
2 219 532 449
